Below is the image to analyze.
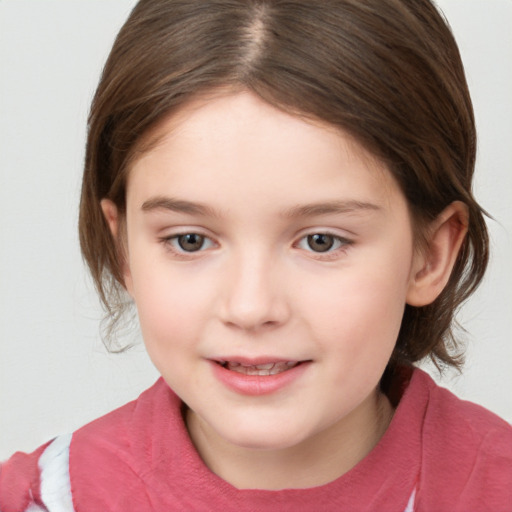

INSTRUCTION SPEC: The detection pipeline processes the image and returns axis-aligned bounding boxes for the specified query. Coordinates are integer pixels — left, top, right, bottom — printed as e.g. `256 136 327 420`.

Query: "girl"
1 0 511 510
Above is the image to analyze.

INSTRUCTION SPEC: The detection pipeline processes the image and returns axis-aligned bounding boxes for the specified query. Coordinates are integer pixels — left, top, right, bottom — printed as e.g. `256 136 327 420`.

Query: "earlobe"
406 201 468 307
100 199 134 295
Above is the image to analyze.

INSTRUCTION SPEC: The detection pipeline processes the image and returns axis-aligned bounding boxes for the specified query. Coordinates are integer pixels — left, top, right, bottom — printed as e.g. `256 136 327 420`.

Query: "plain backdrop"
1 0 511 460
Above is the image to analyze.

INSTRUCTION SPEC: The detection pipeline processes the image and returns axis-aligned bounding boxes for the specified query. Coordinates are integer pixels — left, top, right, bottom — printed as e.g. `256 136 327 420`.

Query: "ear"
406 201 468 307
101 198 120 238
100 199 134 296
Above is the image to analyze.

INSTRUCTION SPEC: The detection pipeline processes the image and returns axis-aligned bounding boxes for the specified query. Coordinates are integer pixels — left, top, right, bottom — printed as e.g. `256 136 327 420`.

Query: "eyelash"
160 232 216 256
295 233 353 259
159 231 353 259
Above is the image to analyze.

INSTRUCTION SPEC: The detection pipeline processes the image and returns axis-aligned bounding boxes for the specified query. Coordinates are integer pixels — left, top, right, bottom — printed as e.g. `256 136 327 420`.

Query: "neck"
186 388 394 490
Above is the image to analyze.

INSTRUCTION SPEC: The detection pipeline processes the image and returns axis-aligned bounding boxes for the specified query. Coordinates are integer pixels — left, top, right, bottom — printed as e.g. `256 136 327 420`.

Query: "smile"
211 359 310 395
218 361 299 376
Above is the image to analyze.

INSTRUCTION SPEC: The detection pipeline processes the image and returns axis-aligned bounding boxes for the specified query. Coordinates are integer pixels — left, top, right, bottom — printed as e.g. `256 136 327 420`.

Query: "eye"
297 233 350 253
166 233 214 253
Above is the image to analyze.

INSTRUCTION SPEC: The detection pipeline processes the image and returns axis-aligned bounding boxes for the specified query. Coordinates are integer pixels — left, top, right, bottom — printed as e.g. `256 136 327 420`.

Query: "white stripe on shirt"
403 487 416 512
37 433 75 512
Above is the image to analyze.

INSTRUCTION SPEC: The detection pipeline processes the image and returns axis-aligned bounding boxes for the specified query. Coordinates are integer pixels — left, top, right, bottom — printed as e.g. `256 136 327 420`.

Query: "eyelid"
159 229 218 256
157 227 353 259
294 230 353 258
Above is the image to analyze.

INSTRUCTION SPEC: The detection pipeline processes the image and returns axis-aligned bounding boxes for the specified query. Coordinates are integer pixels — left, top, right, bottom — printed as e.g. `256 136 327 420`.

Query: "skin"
102 91 467 490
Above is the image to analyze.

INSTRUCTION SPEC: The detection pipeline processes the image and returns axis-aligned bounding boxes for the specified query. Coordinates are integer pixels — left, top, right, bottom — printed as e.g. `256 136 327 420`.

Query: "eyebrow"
141 196 221 217
141 196 381 218
281 200 382 218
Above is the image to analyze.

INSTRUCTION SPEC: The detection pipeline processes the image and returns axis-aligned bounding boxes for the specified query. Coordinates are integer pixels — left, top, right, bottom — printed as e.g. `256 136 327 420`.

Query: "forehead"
126 91 405 215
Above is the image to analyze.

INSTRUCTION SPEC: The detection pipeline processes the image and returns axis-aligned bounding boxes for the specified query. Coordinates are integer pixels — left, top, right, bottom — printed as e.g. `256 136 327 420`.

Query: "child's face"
120 91 421 455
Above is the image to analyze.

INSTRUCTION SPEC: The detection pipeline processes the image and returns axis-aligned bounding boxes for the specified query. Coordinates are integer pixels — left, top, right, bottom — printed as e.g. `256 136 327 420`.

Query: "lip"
209 358 310 396
215 356 298 366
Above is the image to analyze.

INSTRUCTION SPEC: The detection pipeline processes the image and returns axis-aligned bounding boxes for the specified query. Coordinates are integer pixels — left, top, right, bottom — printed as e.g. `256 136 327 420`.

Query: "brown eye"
306 234 335 252
177 233 206 252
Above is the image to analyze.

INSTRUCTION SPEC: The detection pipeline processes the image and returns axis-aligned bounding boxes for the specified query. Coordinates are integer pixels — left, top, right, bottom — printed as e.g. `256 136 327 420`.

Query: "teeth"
225 361 298 376
248 363 274 370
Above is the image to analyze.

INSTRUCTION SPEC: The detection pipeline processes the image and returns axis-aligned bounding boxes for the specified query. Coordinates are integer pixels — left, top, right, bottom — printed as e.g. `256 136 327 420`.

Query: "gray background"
1 0 511 459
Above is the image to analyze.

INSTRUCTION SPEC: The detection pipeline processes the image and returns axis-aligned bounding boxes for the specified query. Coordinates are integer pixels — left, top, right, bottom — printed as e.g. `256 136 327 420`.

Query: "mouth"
210 358 311 395
215 360 305 376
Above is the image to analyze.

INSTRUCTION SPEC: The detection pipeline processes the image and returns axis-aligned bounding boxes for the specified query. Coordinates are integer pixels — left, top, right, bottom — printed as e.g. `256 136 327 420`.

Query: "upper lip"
212 356 306 366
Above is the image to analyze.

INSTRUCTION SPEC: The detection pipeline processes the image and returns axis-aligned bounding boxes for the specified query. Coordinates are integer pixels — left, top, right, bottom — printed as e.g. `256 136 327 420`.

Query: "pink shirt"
1 368 511 511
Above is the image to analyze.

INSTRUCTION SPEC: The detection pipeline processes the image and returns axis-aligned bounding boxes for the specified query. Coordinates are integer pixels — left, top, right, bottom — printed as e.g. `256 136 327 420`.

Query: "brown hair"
79 0 489 368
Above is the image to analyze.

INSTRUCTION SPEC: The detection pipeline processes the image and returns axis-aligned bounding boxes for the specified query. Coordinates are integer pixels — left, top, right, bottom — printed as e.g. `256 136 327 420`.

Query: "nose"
219 250 290 332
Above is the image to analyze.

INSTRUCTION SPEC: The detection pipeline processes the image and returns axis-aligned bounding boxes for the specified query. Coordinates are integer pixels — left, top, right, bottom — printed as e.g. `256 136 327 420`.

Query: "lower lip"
210 361 310 396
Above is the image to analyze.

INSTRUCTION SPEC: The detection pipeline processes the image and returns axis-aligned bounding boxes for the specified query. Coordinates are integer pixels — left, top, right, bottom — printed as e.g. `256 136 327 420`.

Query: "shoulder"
410 369 512 511
0 435 73 512
69 377 180 509
69 376 177 463
0 379 174 512
418 368 512 456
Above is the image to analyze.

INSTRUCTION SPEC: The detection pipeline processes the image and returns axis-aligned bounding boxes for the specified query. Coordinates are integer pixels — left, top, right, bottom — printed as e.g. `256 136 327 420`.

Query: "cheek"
301 256 410 359
306 277 405 400
129 257 212 349
308 281 405 342
133 275 209 383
